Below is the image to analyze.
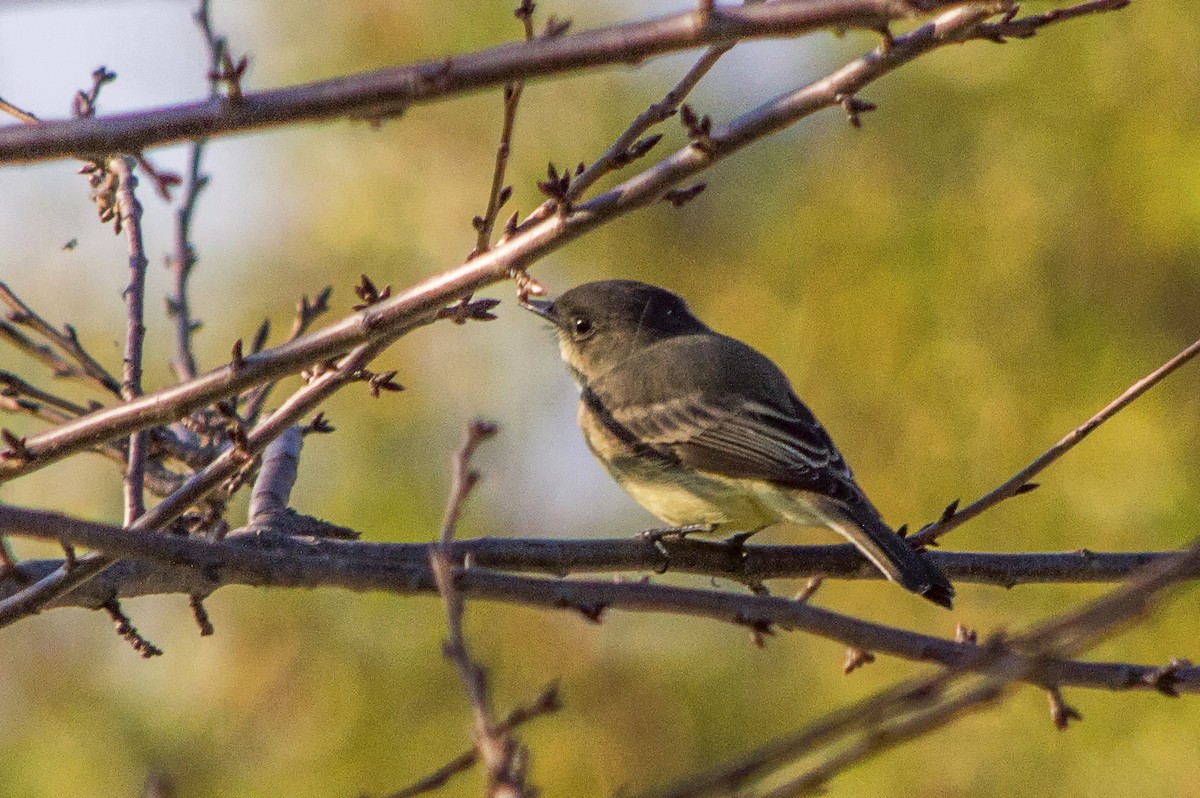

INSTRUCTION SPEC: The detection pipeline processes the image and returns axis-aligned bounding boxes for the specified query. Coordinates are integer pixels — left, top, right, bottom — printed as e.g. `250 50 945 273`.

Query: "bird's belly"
577 397 777 529
613 465 780 530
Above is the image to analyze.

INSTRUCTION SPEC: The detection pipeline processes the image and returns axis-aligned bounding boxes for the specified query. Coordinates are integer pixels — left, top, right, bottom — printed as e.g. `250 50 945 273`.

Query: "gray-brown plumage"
524 280 954 609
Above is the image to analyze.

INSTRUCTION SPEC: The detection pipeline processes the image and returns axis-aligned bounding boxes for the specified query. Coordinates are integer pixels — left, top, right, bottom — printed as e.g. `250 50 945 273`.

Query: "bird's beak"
520 296 562 327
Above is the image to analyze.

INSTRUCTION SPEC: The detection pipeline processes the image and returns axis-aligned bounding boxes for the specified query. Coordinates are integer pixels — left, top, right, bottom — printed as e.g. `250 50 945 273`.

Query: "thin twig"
109 156 150 525
0 371 90 417
568 44 730 204
240 286 333 426
0 388 75 426
430 420 527 797
168 0 228 383
382 682 560 798
0 96 38 124
470 2 536 257
912 335 1200 546
438 420 498 548
0 320 90 384
975 0 1130 41
0 281 123 397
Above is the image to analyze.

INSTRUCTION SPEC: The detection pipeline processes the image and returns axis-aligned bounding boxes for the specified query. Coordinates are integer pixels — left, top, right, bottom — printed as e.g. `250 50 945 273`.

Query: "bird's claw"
636 523 714 543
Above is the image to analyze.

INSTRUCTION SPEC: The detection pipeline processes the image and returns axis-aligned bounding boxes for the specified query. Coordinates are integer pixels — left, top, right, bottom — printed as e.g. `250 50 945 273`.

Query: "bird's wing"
586 335 860 500
600 390 858 497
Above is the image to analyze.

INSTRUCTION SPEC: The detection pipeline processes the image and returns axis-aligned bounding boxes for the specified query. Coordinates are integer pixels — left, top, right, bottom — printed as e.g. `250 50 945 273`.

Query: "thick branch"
0 506 1176 588
0 0 966 165
247 425 303 524
0 509 1177 588
0 507 1196 695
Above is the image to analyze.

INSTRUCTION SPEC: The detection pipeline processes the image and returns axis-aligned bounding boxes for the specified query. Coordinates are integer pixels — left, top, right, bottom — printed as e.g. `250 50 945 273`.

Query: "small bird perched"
523 279 954 609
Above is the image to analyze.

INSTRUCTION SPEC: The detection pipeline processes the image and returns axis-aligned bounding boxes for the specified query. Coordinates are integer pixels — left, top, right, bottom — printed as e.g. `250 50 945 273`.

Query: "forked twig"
382 682 559 798
0 281 122 397
429 420 532 797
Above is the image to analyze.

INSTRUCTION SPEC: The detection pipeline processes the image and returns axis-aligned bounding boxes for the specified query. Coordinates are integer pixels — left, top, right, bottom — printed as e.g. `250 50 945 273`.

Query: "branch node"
843 646 876 674
302 412 335 435
102 598 164 658
1047 686 1082 730
511 270 546 303
189 594 215 636
353 274 392 310
680 103 715 154
663 182 707 208
1142 658 1193 697
437 298 502 325
535 162 572 210
0 429 32 462
836 93 877 128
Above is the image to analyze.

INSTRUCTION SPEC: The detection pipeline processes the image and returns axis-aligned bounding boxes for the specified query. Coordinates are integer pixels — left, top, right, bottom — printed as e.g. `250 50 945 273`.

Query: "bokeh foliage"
2 1 1199 796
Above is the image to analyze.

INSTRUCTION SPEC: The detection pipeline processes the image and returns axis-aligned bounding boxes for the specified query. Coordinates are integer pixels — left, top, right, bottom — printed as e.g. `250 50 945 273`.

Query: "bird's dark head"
522 280 709 382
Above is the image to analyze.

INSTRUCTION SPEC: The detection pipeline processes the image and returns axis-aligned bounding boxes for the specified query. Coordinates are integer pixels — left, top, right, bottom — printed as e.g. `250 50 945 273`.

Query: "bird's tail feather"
823 507 955 609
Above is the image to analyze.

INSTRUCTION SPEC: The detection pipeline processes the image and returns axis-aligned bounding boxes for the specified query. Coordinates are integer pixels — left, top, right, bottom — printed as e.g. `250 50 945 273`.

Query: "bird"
522 279 954 609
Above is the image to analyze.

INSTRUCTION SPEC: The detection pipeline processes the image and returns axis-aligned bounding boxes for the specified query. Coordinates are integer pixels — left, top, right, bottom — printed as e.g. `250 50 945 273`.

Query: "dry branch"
109 156 150 525
642 527 1200 798
1 506 1196 696
430 420 532 797
0 339 392 626
913 334 1200 546
0 0 975 165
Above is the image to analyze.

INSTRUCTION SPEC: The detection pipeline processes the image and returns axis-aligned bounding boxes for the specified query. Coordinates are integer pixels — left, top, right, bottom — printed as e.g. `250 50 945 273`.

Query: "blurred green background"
2 1 1199 796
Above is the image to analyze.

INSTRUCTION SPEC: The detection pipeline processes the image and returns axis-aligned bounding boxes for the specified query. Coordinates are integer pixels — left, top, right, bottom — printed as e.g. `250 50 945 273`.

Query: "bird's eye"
572 317 593 338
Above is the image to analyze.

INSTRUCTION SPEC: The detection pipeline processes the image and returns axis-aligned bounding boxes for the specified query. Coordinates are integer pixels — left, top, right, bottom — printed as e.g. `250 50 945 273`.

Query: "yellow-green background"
2 1 1199 795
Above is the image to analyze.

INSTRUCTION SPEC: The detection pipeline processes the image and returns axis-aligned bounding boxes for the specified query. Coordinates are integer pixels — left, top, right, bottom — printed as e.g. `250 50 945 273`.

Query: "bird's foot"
637 524 715 575
636 523 715 543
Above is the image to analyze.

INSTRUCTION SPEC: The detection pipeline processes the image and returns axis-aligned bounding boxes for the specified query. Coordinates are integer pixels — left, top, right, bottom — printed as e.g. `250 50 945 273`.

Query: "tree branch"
912 334 1200 546
0 0 975 165
0 338 393 626
430 420 530 797
109 156 150 525
0 0 1127 485
641 528 1200 798
0 506 1182 589
0 280 122 397
167 0 233 383
1 506 1196 695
